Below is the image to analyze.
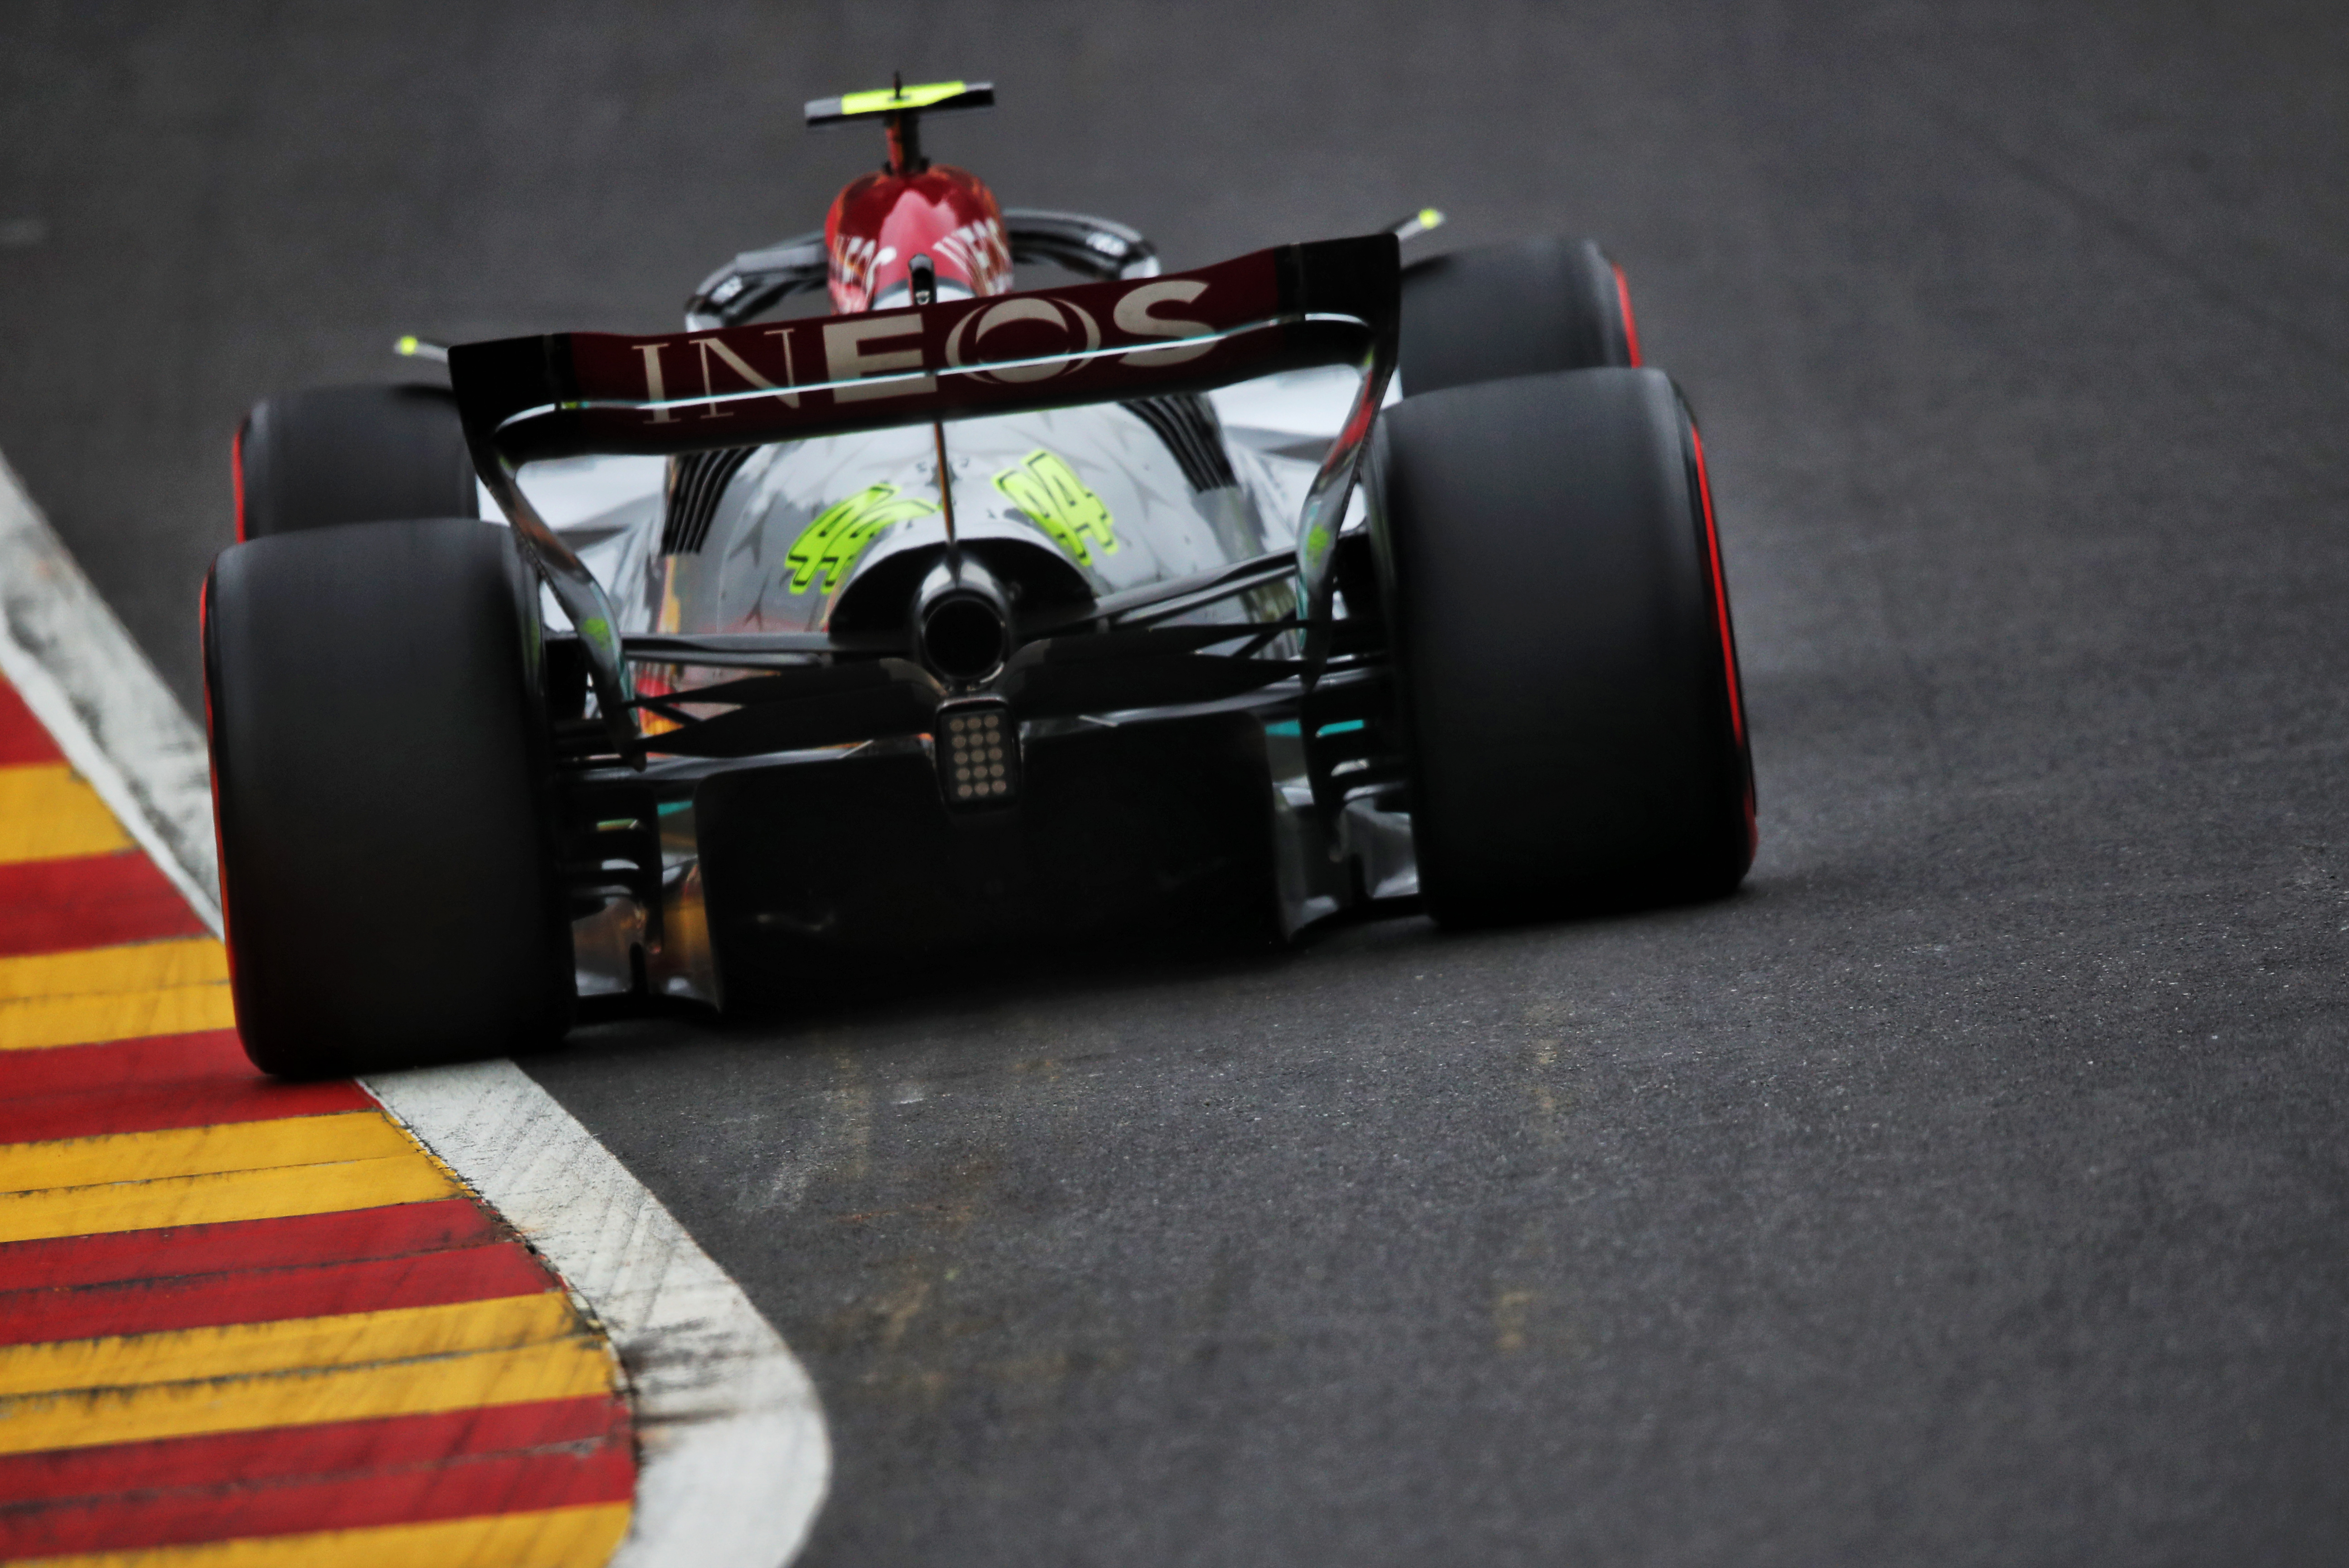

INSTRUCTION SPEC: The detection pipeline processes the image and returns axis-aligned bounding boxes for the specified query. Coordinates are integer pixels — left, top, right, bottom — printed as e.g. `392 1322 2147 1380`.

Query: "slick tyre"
234 384 478 540
204 518 571 1076
1370 367 1755 923
1398 236 1640 397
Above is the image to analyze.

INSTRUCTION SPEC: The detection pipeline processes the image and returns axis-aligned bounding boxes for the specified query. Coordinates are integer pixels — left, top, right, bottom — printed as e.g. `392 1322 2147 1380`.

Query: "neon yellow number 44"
993 451 1118 564
785 483 938 593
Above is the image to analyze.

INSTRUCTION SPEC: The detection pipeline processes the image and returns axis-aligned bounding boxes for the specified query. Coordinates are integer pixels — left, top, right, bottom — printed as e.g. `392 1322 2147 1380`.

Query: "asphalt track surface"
8 3 2349 1562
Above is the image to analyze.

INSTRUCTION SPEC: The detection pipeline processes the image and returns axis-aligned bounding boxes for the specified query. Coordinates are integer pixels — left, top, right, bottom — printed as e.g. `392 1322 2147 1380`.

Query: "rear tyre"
1370 367 1754 923
1398 236 1640 397
204 518 571 1076
234 385 478 540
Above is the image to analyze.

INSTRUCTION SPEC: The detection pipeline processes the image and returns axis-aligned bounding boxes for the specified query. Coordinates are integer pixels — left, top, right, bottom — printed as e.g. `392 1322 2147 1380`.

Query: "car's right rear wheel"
1398 235 1640 397
204 517 572 1076
1369 366 1755 923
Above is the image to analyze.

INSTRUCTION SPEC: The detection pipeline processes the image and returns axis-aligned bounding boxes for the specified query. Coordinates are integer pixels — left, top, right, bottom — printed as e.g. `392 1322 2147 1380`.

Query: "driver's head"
825 164 1012 314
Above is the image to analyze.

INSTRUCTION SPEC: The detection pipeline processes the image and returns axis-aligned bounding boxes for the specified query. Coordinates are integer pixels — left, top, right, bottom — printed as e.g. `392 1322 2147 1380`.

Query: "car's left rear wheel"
234 384 478 540
204 517 572 1076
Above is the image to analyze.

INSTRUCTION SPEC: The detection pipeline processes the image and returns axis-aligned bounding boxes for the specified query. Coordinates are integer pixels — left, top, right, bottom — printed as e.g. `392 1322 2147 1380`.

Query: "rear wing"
450 233 1394 462
448 232 1399 755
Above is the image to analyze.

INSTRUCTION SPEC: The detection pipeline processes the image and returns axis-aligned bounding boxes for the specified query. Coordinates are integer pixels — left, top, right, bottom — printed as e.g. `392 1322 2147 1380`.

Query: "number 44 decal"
782 451 1117 598
993 450 1119 564
784 483 938 593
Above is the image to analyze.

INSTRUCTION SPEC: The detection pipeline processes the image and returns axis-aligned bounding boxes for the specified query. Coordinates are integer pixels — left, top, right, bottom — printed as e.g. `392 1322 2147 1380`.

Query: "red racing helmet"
808 79 1013 314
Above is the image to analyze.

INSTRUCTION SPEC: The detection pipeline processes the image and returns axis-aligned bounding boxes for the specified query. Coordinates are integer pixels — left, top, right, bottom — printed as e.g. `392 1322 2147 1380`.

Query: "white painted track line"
0 448 831 1566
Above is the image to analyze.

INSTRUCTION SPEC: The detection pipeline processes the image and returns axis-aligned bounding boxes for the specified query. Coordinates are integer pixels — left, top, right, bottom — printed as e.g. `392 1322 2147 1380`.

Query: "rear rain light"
936 700 1021 809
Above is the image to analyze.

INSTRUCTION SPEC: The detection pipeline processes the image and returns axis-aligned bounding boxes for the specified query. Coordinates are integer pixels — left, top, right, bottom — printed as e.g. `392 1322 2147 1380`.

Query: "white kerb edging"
365 1062 830 1568
0 448 830 1566
0 449 221 926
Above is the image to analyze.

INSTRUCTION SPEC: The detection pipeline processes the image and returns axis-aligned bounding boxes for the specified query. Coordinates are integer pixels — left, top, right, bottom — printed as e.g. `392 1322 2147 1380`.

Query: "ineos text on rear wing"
447 232 1399 757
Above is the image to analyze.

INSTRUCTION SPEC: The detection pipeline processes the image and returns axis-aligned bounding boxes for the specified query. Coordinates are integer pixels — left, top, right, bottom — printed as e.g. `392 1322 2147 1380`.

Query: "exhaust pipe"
913 554 1012 685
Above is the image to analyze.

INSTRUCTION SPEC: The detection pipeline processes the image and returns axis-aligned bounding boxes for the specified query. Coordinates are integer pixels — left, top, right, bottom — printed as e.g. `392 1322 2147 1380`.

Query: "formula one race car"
207 81 1755 1076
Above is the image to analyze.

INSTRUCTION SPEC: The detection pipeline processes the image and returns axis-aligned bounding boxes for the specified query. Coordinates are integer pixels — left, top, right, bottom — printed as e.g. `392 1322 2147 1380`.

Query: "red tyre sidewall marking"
197 570 237 988
1688 421 1756 852
1613 261 1643 367
231 423 248 544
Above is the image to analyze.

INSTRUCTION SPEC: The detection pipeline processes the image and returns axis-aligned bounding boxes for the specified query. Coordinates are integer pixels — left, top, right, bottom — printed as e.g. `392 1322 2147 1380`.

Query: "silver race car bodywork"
468 230 1413 1006
206 84 1750 1080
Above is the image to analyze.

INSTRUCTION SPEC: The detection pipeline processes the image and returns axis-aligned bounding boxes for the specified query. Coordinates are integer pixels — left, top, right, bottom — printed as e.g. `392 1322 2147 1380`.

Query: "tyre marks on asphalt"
0 674 636 1565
